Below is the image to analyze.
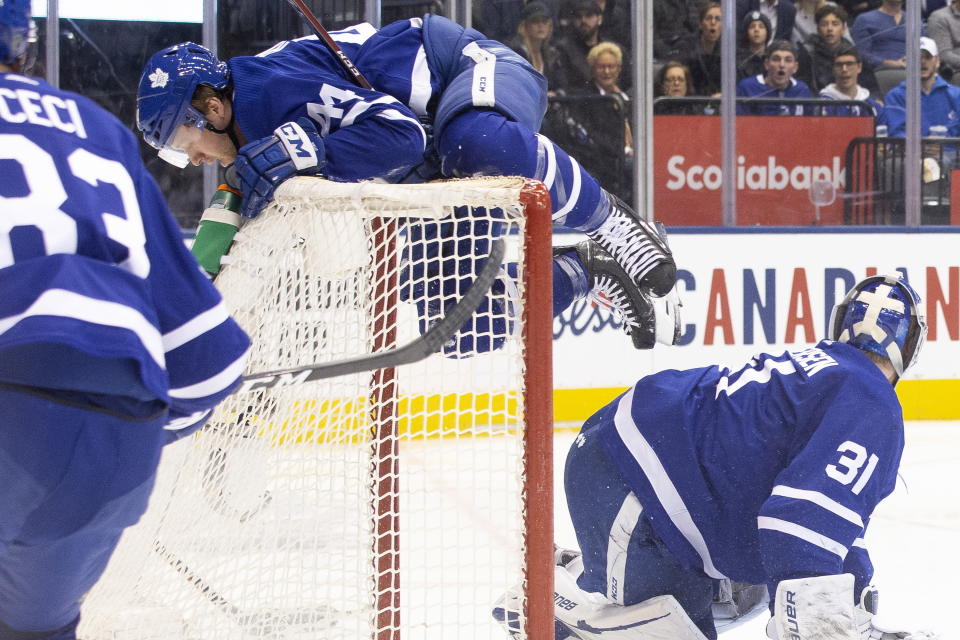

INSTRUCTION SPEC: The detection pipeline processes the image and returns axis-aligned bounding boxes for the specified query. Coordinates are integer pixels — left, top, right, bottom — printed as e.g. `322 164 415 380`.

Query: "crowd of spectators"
472 0 960 201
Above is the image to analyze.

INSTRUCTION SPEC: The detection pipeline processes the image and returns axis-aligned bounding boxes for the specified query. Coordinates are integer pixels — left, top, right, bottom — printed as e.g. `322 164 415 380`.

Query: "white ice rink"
552 420 959 640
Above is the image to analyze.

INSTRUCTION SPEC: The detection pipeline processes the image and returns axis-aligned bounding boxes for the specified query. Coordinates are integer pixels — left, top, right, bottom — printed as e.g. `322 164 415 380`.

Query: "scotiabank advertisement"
653 115 875 226
552 230 960 420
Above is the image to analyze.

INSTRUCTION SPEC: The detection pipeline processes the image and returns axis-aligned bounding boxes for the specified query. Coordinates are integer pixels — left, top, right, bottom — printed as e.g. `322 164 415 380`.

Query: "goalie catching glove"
767 574 940 640
232 117 326 218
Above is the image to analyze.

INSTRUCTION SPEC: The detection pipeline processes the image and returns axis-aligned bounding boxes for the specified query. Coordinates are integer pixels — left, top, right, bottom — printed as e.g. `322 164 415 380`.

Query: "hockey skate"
587 192 676 298
556 240 669 349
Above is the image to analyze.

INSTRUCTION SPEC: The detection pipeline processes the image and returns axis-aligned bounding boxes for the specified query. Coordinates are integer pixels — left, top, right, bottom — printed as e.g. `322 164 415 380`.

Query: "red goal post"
78 176 556 640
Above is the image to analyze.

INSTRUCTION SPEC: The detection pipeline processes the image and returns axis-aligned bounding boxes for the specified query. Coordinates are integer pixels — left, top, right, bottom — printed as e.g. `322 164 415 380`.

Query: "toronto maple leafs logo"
148 68 169 89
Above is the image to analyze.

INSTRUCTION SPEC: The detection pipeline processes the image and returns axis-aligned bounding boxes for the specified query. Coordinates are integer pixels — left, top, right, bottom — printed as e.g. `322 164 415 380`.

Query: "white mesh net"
78 177 547 640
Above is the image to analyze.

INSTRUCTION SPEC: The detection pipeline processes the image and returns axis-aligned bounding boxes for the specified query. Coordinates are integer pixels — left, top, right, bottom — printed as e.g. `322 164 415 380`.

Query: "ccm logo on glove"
276 121 320 171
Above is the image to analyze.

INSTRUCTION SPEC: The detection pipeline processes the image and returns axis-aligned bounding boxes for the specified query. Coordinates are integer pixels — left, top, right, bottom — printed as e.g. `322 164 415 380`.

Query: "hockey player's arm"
756 377 936 638
842 523 874 597
137 169 251 419
233 118 326 219
316 89 426 183
233 85 426 218
756 376 900 597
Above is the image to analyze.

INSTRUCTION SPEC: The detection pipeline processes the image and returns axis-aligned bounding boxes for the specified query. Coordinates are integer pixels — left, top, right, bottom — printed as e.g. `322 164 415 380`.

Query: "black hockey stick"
235 237 507 393
283 0 373 89
154 540 334 634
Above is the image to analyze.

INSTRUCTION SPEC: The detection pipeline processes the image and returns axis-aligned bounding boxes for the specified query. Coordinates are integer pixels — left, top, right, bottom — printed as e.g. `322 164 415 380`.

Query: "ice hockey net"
78 176 555 640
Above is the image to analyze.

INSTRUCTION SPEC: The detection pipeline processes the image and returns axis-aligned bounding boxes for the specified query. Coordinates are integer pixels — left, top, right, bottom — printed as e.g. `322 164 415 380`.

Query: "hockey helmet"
829 273 927 377
137 41 229 167
0 0 33 66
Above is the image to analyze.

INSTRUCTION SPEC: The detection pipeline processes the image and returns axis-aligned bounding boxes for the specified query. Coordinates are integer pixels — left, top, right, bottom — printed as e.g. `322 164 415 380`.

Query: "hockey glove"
766 574 940 640
233 117 326 219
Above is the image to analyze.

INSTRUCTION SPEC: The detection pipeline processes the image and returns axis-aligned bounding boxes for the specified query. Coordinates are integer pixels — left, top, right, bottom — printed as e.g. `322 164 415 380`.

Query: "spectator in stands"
819 46 883 115
563 42 634 200
925 0 949 20
657 60 695 97
508 1 567 91
792 0 825 45
736 0 797 42
653 0 700 62
654 60 707 113
928 0 960 83
737 10 773 80
556 0 613 92
736 39 813 113
835 0 880 20
475 0 560 44
595 0 631 54
585 42 633 157
851 0 906 71
686 0 723 95
797 4 876 92
880 37 960 136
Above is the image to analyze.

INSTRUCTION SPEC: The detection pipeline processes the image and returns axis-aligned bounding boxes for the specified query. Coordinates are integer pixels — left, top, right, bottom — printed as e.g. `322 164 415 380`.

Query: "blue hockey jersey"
330 15 548 137
228 37 427 183
0 72 250 420
593 340 902 599
736 74 813 115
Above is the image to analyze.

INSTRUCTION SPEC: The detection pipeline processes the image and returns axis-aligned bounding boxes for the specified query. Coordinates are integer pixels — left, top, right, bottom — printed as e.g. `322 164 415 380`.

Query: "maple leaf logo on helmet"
148 68 169 89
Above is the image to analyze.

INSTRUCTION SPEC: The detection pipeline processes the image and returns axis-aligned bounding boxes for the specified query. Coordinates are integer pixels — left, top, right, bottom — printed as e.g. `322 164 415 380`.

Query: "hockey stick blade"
238 237 507 392
154 540 333 634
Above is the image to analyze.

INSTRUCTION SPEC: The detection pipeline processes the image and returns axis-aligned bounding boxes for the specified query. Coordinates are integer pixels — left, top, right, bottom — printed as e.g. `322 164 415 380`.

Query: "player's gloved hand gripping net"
233 117 326 218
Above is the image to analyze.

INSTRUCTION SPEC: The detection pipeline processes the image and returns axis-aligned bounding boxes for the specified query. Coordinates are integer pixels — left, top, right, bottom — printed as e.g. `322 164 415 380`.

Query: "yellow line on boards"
553 380 960 424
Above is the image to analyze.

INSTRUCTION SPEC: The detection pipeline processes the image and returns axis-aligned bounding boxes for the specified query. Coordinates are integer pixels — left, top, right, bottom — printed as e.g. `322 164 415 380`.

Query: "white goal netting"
78 177 553 640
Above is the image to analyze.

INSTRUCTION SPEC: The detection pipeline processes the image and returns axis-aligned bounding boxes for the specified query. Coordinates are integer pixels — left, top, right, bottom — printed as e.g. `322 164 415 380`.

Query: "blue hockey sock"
437 111 609 232
552 250 591 317
530 133 608 232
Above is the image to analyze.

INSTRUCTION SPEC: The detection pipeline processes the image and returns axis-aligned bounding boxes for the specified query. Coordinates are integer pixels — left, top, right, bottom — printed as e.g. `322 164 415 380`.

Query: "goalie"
136 14 679 351
495 274 939 640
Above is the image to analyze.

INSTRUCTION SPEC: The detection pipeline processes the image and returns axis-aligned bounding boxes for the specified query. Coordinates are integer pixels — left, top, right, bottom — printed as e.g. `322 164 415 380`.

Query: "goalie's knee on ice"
436 111 535 178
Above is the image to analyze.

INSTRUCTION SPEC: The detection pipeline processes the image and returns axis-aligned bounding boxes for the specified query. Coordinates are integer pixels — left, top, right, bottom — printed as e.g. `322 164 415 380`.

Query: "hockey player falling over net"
136 14 680 353
494 273 941 640
0 1 251 637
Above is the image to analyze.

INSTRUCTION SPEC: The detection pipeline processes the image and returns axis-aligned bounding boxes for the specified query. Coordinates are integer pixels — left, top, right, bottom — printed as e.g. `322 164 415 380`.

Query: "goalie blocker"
768 574 939 640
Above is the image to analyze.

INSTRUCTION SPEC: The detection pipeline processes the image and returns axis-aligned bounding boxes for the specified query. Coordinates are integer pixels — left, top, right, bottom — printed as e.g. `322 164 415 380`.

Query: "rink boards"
553 228 960 422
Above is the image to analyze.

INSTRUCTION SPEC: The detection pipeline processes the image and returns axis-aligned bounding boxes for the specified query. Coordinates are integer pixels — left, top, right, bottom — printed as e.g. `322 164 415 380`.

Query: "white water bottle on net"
78 176 556 640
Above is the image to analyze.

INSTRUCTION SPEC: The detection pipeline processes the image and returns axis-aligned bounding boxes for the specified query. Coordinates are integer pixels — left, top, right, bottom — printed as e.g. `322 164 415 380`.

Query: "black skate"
587 192 676 298
555 240 658 349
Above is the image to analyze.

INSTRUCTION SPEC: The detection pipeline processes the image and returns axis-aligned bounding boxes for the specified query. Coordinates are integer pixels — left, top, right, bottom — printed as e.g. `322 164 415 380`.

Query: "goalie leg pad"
554 562 709 640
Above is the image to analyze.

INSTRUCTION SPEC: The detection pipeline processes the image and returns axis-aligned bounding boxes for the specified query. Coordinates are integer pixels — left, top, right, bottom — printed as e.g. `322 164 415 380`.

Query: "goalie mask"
829 273 927 378
0 0 33 66
137 41 229 168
